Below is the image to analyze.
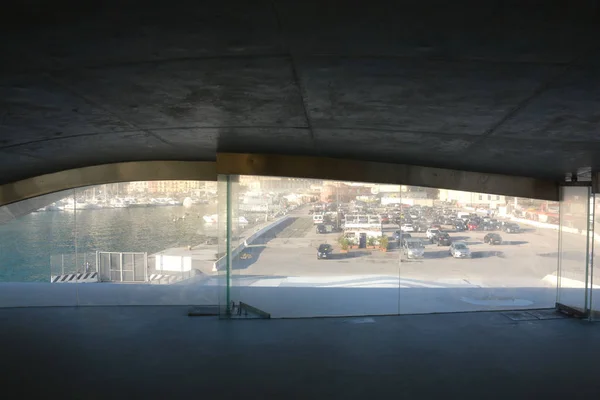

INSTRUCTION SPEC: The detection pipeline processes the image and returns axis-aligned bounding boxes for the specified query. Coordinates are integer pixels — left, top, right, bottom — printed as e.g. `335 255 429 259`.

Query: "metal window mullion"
226 176 233 315
589 193 596 320
584 187 591 314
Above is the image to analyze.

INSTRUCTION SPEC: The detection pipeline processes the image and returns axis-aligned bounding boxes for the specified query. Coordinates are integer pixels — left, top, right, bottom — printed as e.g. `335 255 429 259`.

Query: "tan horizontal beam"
217 153 559 201
0 161 217 207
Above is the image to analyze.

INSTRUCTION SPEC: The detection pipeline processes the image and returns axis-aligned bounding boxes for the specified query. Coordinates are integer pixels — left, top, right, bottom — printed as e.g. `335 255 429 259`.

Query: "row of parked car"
393 226 513 259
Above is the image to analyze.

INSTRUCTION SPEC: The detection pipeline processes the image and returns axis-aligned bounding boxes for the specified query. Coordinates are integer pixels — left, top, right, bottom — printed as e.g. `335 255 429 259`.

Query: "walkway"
2 306 599 399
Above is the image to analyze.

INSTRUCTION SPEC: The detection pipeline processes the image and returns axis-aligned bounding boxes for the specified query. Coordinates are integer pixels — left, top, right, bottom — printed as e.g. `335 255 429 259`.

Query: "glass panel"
219 175 402 318
0 190 78 307
397 189 558 314
556 186 591 314
217 175 231 316
68 181 218 307
590 193 600 320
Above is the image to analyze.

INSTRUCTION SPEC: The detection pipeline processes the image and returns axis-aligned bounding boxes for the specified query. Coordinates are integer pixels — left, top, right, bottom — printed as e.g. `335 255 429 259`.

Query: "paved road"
237 215 560 285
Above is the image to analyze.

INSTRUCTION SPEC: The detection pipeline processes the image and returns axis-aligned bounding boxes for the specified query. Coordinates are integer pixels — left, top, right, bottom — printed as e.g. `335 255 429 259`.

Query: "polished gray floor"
1 306 599 399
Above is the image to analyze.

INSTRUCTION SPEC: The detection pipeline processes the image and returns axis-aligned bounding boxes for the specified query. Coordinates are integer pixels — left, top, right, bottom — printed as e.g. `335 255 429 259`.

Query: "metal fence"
50 251 196 284
50 252 98 278
97 252 148 283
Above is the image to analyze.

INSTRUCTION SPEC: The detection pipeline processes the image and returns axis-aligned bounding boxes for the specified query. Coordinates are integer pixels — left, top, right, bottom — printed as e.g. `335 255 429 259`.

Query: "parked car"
453 222 466 231
482 220 501 231
502 223 521 233
317 244 333 259
401 233 413 245
433 232 452 246
467 222 479 231
413 223 427 232
484 233 502 245
392 231 412 244
316 223 339 234
316 224 328 234
403 239 425 259
426 228 441 239
401 224 415 232
449 242 471 258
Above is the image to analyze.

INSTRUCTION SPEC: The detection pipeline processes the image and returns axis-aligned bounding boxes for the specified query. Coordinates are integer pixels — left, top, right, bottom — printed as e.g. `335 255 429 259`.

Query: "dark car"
482 220 500 231
411 223 425 233
432 232 452 246
453 222 466 231
317 244 333 259
484 233 502 245
393 231 412 245
502 223 521 233
481 222 495 231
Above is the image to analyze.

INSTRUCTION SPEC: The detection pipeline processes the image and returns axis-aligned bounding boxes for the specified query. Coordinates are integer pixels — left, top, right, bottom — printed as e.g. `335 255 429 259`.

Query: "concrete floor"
2 306 600 399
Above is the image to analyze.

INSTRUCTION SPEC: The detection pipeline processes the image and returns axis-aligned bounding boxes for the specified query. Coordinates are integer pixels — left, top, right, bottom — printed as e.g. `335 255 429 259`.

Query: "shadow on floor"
501 240 528 246
471 250 505 259
424 250 452 259
538 251 586 261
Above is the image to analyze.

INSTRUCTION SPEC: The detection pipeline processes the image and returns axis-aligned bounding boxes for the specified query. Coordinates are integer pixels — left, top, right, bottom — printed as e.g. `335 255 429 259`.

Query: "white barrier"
510 216 586 236
543 274 600 289
212 215 292 272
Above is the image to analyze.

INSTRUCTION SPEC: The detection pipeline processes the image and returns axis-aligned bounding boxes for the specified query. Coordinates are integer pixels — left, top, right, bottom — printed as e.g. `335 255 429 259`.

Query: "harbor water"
0 204 217 282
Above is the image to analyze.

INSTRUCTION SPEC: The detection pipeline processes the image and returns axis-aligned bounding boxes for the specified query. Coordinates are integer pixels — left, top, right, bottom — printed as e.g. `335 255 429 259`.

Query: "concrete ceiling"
1 0 599 185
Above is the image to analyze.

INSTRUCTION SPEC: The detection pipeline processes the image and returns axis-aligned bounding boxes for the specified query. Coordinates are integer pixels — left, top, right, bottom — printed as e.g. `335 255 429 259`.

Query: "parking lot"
228 209 584 316
236 215 559 284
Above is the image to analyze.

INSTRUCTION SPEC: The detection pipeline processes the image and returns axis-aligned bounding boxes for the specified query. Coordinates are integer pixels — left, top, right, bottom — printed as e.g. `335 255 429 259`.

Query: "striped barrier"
148 273 184 284
51 272 99 283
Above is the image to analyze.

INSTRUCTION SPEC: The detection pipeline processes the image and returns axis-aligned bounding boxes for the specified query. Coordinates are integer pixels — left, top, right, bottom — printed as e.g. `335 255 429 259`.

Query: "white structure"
343 227 383 245
438 189 507 208
155 254 192 272
344 214 381 229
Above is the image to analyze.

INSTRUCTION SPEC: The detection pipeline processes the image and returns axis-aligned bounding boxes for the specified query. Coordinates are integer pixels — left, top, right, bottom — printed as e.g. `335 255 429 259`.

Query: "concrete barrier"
212 215 292 272
510 216 589 236
510 217 560 231
543 273 600 289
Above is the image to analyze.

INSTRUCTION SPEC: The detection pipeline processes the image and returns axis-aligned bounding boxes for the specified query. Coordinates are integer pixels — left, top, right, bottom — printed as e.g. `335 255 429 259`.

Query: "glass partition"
216 175 559 318
217 175 243 316
0 190 79 307
217 175 403 318
591 193 600 320
0 181 219 308
398 190 558 314
556 186 592 315
0 175 567 316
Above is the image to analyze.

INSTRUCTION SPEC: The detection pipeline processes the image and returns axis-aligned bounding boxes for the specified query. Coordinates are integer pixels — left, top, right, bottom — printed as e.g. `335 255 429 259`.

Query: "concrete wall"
212 215 292 272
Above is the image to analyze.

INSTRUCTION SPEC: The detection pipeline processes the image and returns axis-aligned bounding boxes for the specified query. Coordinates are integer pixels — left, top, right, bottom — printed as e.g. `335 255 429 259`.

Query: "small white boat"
203 214 218 224
203 214 248 226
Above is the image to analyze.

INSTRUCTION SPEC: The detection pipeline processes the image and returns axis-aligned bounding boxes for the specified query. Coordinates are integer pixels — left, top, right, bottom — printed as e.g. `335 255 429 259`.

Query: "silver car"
449 242 471 258
403 239 425 259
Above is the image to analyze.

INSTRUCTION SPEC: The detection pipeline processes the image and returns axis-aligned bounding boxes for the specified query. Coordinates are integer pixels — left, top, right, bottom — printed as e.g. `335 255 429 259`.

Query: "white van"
313 214 324 225
457 212 470 221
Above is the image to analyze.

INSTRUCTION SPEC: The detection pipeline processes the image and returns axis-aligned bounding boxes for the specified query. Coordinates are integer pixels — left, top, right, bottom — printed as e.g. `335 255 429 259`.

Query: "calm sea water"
0 205 217 282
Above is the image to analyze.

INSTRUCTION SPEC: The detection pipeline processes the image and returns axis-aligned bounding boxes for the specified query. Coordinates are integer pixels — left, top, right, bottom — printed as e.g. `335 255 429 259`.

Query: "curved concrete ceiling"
1 0 599 185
